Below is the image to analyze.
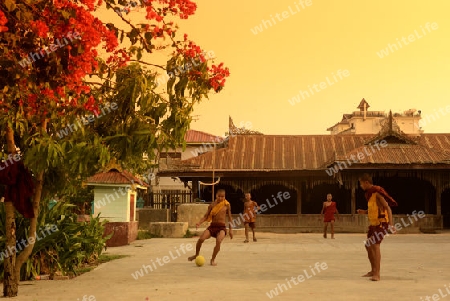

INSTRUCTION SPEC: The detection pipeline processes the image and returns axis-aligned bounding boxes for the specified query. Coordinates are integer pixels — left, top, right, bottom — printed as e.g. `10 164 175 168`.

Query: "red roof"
184 129 223 144
162 134 450 172
86 169 149 187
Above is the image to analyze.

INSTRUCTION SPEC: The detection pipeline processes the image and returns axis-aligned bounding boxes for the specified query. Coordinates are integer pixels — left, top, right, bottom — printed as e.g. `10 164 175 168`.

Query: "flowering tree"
0 0 229 296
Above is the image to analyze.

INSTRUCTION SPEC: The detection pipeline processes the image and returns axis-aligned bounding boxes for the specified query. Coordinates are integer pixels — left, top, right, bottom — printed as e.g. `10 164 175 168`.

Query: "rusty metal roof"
334 143 450 165
184 129 222 144
86 169 149 187
164 134 450 172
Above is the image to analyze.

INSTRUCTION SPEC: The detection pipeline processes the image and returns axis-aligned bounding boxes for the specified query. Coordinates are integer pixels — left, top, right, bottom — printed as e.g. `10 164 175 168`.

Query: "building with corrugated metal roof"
158 100 450 232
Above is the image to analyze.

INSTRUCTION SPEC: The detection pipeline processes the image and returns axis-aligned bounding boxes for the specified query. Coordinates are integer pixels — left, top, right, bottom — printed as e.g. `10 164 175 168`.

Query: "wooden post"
436 176 442 216
212 143 215 201
192 180 199 199
351 181 356 215
199 143 220 202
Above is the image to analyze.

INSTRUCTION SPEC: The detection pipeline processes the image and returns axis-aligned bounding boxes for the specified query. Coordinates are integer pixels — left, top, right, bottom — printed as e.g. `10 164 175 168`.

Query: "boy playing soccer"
243 192 259 243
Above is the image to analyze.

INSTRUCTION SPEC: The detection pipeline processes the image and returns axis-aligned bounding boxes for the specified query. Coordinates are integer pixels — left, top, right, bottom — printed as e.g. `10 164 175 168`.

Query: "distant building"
146 129 226 220
159 100 450 231
154 129 225 190
327 98 423 136
86 165 148 246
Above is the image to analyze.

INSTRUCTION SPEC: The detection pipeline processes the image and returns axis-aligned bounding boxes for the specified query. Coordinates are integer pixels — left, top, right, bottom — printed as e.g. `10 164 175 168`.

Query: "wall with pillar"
230 213 442 232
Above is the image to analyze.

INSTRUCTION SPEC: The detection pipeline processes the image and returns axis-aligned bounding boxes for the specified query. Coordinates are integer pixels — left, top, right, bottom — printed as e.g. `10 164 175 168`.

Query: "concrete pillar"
436 194 442 216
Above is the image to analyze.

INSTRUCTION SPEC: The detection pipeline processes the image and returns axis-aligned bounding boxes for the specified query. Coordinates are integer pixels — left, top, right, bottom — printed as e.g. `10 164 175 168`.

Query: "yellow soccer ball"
195 255 205 267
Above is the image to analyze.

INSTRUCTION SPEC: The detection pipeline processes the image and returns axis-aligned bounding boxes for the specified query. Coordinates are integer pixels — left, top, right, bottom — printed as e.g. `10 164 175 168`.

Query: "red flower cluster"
2 0 229 123
25 94 38 116
41 88 57 101
79 0 97 11
180 41 202 58
83 95 98 114
106 48 131 68
170 0 197 19
0 9 7 32
30 20 49 38
208 63 230 92
142 0 197 43
34 0 119 98
146 7 164 22
171 36 229 92
145 0 196 20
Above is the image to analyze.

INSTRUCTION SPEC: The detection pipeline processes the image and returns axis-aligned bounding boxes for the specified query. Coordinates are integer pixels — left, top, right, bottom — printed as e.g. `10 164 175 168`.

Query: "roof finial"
357 98 370 111
389 110 393 134
229 116 237 136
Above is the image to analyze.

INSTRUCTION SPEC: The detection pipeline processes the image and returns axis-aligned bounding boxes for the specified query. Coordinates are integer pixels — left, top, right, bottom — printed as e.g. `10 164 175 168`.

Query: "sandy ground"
7 231 450 301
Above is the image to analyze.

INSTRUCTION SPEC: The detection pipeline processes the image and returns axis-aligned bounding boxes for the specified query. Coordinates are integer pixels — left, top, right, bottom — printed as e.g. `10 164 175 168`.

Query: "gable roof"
159 133 450 174
86 169 149 187
184 129 222 144
357 98 370 110
332 143 450 165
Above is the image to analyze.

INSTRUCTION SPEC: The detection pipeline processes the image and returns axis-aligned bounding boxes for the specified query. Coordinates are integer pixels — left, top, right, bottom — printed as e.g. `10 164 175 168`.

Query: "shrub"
0 201 111 280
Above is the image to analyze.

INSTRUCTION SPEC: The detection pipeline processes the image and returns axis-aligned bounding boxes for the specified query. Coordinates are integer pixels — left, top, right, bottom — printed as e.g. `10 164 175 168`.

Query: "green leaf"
4 0 17 12
144 32 152 43
129 28 139 39
61 10 71 20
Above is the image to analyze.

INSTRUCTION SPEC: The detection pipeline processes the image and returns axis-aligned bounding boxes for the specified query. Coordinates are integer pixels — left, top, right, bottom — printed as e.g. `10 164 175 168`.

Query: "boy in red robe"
321 193 339 239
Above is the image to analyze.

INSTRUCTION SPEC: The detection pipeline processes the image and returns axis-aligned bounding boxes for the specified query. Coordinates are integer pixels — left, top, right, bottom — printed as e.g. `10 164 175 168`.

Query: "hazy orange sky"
171 0 450 137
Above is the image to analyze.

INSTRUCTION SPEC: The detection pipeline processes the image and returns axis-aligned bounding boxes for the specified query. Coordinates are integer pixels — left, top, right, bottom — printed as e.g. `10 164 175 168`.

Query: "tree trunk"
3 202 18 297
14 171 42 281
3 127 18 297
3 120 47 296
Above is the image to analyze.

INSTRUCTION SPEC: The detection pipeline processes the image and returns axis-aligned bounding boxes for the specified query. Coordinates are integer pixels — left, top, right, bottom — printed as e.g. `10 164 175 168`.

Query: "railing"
352 111 386 117
147 190 192 221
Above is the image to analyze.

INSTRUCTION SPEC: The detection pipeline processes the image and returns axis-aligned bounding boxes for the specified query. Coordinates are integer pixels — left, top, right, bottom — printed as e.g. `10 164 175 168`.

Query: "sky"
171 0 450 137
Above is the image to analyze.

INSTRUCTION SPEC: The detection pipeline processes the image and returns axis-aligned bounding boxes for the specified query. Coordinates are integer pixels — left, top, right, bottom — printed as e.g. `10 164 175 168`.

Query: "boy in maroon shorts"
357 173 397 281
188 189 233 266
242 192 259 243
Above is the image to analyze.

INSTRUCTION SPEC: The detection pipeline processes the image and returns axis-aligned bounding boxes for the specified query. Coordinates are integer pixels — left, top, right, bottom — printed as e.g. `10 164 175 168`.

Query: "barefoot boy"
321 193 339 239
188 189 233 266
243 192 259 243
357 173 397 281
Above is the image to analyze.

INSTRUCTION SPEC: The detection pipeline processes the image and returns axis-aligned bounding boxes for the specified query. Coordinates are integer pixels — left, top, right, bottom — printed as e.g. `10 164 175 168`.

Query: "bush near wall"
0 201 111 280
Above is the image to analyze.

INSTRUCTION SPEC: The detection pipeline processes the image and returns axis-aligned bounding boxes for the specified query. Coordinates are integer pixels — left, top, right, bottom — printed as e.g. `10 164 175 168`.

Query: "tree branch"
104 1 154 54
129 59 165 70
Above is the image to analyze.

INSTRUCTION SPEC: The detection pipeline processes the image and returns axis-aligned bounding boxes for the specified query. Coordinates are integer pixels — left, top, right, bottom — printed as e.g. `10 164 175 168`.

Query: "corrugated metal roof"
184 130 222 144
335 144 450 165
166 134 450 172
86 169 149 186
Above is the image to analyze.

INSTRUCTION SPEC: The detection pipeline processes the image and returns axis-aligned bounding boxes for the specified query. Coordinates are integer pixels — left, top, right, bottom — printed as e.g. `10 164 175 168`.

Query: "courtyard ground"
11 232 450 301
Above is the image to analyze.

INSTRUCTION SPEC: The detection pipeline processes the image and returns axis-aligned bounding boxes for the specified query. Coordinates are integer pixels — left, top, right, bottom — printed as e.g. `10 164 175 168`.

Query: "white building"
154 129 224 191
327 98 423 136
87 167 148 222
